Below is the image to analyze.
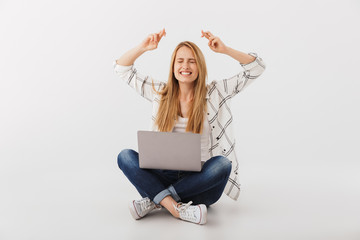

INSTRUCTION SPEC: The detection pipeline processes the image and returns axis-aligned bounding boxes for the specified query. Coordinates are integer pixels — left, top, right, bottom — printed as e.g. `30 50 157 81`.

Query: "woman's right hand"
139 28 166 51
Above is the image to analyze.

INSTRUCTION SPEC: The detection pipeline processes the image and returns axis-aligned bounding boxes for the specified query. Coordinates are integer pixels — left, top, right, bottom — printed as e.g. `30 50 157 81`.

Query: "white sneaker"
173 201 207 225
129 197 161 220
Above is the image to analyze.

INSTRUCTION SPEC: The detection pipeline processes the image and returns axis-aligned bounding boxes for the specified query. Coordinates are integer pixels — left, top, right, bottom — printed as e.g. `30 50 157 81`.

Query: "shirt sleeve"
113 61 166 102
212 52 266 98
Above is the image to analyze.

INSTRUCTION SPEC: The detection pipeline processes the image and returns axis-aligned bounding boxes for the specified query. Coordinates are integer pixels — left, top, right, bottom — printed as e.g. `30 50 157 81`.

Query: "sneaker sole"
198 204 207 225
128 200 141 220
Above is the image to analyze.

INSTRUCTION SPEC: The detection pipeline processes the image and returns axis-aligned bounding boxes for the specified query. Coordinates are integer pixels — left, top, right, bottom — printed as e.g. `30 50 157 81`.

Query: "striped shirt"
113 52 266 200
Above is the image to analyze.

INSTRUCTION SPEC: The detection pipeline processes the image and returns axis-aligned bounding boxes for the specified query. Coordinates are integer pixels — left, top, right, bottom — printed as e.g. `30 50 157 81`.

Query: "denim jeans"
117 149 232 207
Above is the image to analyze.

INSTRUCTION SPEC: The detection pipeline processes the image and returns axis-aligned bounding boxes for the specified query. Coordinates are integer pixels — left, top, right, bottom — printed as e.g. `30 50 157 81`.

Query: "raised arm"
116 28 166 66
201 30 266 97
222 47 256 65
113 29 167 102
201 30 255 64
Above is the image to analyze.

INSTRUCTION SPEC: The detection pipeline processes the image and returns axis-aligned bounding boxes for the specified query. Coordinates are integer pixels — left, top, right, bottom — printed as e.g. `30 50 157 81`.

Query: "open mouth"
180 71 192 76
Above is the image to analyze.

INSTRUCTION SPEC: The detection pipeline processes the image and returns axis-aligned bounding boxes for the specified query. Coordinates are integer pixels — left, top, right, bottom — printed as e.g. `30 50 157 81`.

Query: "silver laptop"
137 130 202 171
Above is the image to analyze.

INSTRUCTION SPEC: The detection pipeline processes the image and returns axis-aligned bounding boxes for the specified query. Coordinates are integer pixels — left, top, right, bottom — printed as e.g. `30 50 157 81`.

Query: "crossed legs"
117 149 231 218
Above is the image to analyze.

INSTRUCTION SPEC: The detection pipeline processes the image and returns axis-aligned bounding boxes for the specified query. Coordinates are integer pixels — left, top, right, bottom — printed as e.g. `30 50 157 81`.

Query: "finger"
156 30 164 42
159 30 165 39
207 31 214 37
160 28 166 38
208 42 214 49
209 36 216 41
202 30 210 39
204 31 211 37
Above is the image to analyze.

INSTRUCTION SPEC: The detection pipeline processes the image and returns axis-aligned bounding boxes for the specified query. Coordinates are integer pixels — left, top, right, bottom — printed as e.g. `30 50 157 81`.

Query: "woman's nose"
181 62 190 68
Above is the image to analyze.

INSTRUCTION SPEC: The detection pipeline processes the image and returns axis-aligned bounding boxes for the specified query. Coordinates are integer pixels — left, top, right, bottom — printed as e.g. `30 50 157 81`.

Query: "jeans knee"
215 156 232 177
117 149 137 170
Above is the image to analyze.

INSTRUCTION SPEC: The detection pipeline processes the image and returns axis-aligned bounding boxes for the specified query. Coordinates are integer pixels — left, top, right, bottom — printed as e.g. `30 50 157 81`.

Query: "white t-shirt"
172 115 211 162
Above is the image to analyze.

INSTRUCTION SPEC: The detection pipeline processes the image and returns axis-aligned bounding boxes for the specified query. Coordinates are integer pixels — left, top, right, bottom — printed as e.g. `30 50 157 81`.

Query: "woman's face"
173 46 199 84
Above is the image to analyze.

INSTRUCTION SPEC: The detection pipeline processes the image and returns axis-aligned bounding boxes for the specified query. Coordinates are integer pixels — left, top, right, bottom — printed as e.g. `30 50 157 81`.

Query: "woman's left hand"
201 30 228 54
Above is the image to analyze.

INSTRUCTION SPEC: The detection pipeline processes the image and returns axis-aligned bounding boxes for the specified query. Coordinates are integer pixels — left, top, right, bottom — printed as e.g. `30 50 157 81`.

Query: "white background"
1 0 359 239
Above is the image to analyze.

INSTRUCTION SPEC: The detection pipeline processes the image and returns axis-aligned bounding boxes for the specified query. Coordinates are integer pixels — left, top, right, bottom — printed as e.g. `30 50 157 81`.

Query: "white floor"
1 0 359 239
1 164 359 240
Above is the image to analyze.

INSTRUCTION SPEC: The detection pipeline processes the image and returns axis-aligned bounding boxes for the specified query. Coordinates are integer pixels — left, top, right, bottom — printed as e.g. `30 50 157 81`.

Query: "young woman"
114 28 266 225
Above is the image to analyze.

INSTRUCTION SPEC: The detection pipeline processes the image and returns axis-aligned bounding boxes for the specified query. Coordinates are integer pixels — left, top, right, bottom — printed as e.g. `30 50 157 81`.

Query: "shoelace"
173 201 198 221
138 198 153 211
174 201 193 212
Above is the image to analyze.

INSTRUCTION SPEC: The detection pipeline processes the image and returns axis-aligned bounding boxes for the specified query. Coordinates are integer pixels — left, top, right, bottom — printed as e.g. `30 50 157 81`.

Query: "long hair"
152 41 208 133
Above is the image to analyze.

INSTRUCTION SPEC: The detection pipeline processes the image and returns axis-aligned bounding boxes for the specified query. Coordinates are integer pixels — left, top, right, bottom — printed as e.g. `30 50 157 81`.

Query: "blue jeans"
117 149 232 207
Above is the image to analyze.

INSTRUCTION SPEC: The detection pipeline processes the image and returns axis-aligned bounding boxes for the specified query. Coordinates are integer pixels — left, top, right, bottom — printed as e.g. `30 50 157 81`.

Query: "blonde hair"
152 41 208 133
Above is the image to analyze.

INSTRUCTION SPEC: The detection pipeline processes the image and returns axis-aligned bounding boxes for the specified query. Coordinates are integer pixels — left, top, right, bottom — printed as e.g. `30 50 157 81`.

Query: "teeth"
181 72 191 75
